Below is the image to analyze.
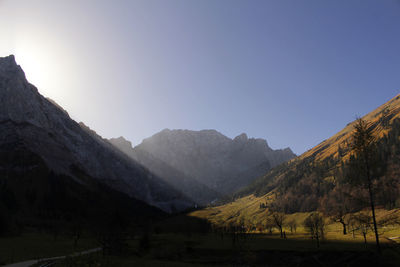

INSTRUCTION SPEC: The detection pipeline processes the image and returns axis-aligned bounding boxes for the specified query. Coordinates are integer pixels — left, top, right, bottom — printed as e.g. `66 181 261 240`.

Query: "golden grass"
190 197 400 247
190 194 271 227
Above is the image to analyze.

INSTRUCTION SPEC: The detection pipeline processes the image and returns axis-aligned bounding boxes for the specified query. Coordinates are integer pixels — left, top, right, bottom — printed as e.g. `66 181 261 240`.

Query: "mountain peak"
283 147 294 154
116 136 129 142
0 55 48 126
0 54 16 66
234 133 248 142
0 55 25 80
109 136 133 149
1 59 191 212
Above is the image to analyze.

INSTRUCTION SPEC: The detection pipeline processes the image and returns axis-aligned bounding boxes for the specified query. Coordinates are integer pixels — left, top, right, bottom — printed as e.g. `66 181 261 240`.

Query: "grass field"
2 206 400 266
190 194 400 240
2 230 400 266
0 232 97 265
47 231 400 266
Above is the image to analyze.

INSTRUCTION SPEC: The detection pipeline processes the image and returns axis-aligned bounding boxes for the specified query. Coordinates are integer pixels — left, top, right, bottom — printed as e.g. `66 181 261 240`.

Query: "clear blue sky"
1 0 399 154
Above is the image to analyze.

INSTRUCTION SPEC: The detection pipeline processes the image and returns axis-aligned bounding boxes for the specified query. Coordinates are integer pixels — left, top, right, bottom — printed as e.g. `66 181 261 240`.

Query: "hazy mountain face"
0 55 191 213
109 136 221 205
110 129 295 199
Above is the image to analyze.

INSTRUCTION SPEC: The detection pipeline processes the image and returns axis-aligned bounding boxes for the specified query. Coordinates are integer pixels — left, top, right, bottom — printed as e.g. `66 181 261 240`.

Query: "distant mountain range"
109 129 295 204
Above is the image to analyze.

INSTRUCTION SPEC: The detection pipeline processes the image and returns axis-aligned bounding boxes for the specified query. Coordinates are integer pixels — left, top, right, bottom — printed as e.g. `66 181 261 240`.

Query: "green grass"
49 232 400 266
0 232 97 265
3 208 400 266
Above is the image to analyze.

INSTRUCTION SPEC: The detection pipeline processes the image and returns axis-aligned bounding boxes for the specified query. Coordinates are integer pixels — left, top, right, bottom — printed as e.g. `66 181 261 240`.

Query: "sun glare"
14 47 57 97
13 29 75 102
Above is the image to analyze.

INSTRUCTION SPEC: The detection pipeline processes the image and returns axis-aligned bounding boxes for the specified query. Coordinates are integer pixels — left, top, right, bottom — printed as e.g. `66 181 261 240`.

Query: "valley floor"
37 233 400 266
2 203 400 266
2 230 400 266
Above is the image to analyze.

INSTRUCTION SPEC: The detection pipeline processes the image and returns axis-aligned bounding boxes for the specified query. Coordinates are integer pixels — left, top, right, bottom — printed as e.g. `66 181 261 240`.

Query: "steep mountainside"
0 55 191 213
192 94 400 225
110 129 295 199
300 94 400 162
239 94 400 201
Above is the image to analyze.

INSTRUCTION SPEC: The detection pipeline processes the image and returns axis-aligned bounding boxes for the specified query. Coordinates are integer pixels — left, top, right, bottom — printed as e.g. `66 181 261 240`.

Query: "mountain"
0 55 192 216
109 129 295 203
239 94 400 203
109 136 221 205
191 94 400 226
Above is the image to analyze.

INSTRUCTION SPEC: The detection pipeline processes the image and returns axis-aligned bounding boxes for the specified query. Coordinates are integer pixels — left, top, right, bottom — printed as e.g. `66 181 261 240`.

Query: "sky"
0 0 399 154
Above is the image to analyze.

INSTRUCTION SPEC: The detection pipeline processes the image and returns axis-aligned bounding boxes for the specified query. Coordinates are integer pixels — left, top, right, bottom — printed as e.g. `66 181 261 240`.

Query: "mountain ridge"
0 55 192 213
109 128 296 203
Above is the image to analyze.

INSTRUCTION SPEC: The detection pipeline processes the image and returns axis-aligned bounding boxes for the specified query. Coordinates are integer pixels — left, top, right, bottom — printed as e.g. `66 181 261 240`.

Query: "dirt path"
2 247 102 267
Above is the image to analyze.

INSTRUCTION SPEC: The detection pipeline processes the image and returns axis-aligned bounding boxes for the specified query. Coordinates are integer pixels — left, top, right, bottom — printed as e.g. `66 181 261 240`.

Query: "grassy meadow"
3 214 399 266
35 230 400 266
0 231 97 265
2 201 400 266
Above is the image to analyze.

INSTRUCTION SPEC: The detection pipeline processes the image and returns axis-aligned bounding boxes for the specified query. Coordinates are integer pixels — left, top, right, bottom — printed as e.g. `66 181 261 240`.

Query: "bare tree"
348 215 357 239
321 186 353 235
269 212 286 238
304 212 325 248
353 212 372 247
287 219 297 233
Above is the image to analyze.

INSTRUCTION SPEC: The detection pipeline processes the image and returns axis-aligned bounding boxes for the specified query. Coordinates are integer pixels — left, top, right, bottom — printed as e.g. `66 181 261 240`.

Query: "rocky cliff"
0 55 192 213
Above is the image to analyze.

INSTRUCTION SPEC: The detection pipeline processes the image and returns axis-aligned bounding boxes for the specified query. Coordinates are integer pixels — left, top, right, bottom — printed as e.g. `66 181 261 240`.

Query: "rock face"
0 55 191 213
109 129 296 199
109 136 221 205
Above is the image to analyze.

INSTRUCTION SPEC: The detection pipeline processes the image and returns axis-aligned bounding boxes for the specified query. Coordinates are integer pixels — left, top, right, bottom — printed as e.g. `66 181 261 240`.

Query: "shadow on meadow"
44 214 400 267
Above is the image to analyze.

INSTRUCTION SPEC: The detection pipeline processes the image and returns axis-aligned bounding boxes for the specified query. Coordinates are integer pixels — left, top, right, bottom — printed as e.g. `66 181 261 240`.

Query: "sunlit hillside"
191 94 400 224
301 94 400 161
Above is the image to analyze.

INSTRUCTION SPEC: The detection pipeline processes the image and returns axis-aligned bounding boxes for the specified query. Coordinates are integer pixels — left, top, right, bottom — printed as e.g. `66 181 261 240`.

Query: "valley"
1 6 400 264
1 54 400 265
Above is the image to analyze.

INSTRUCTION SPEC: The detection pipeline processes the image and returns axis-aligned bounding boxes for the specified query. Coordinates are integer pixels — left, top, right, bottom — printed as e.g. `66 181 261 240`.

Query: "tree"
321 186 354 235
353 212 372 247
347 118 381 253
304 212 325 248
348 215 357 238
379 108 391 129
269 212 286 238
287 219 297 233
